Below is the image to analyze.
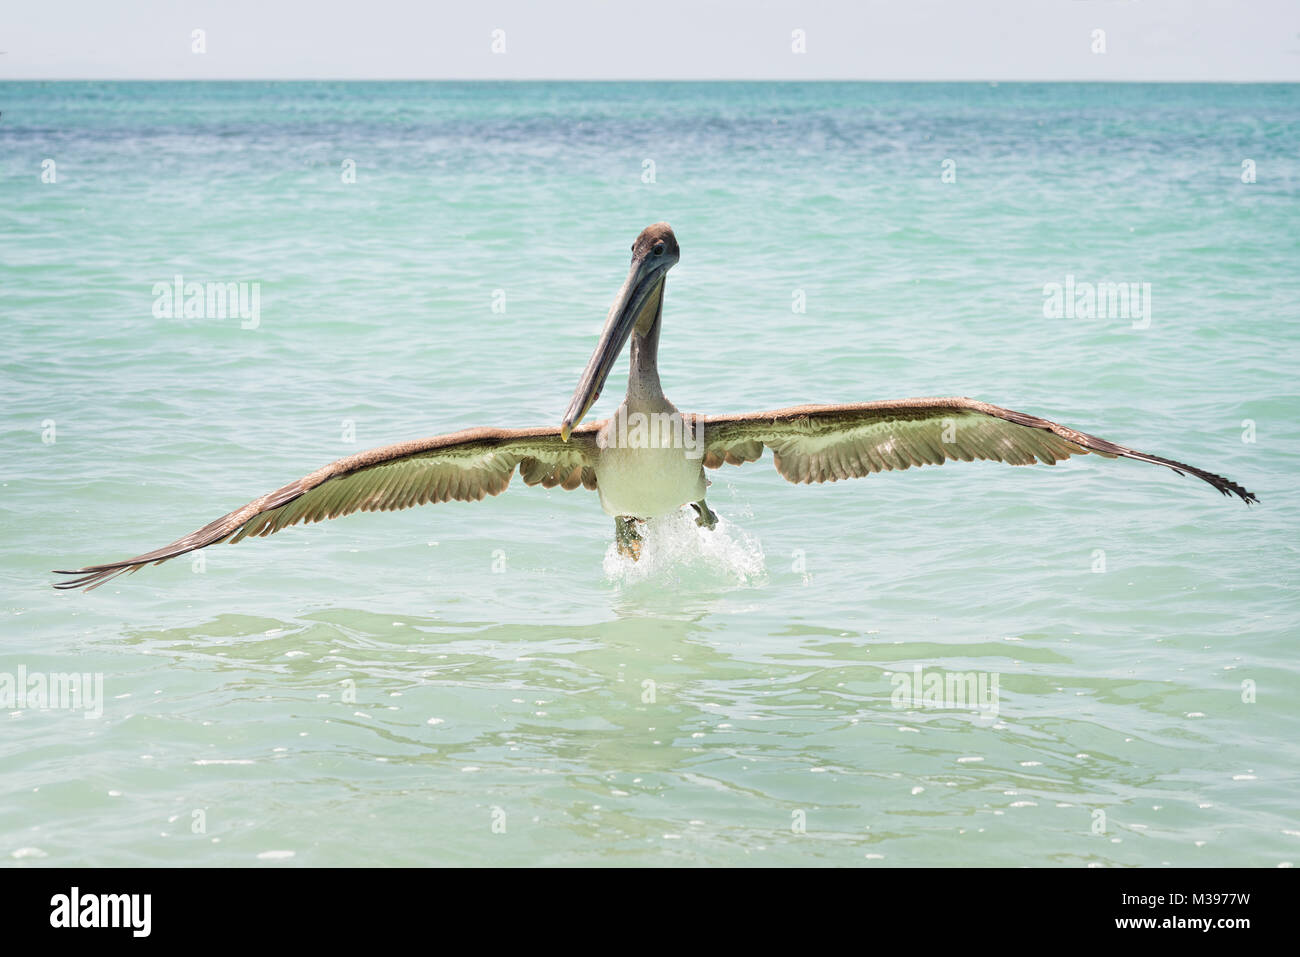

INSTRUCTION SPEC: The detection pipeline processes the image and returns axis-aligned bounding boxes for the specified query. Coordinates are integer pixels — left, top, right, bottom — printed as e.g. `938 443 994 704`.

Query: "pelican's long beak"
561 256 666 440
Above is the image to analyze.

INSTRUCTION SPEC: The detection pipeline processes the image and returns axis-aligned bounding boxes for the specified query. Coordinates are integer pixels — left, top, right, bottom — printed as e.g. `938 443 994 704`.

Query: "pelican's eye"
653 243 665 256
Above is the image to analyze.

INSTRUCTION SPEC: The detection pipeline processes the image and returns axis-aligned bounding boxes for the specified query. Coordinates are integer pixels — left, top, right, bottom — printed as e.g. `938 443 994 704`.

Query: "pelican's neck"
627 282 665 405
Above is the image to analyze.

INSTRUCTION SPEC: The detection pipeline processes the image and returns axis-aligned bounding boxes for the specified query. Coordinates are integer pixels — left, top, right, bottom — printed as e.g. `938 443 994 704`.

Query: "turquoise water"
2 82 1298 866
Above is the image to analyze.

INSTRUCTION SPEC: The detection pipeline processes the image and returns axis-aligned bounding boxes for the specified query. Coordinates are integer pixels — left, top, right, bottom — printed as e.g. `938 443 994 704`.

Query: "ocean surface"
2 82 1297 867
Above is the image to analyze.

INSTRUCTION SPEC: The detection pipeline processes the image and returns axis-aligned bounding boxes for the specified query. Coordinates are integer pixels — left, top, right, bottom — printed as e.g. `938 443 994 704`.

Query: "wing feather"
54 424 600 591
703 397 1256 503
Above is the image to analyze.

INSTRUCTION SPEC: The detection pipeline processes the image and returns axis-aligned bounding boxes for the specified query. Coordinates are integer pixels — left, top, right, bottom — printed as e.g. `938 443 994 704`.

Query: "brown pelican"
55 222 1256 590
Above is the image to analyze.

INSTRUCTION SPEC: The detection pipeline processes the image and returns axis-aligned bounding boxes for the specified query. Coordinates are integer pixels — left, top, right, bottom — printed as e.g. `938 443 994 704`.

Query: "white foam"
601 508 766 586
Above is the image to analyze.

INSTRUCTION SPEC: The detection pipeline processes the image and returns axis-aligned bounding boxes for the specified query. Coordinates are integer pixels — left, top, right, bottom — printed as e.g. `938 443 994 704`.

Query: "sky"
2 0 1298 81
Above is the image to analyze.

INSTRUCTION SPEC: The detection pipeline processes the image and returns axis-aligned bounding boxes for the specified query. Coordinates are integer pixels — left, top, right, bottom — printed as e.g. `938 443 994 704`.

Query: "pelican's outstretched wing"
702 397 1256 503
54 424 601 591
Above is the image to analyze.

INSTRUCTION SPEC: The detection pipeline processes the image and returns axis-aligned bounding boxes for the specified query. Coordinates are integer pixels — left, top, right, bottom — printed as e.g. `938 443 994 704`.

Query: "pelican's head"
560 222 679 440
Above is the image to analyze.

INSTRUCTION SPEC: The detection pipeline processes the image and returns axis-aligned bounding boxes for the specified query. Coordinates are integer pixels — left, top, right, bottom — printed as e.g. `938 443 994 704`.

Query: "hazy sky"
3 0 1298 81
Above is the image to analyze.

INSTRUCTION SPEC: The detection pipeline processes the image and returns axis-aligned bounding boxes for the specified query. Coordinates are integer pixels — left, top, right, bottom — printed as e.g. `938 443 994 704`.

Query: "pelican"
55 222 1256 590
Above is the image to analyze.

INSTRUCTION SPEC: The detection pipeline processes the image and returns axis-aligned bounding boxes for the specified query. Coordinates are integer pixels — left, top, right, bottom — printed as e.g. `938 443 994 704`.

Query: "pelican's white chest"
594 398 707 518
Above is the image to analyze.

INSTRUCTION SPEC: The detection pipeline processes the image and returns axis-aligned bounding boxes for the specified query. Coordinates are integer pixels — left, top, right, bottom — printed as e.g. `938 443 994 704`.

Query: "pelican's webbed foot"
615 516 644 561
691 499 719 531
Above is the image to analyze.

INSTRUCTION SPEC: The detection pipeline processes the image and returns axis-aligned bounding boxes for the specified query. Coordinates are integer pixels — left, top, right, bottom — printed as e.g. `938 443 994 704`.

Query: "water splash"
602 508 767 587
